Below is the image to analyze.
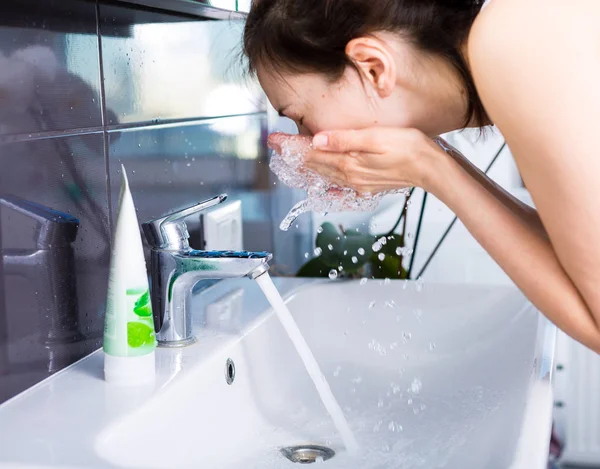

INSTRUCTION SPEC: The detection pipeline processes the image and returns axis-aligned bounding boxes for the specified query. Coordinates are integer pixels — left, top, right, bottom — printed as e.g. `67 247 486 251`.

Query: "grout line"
96 0 113 232
104 112 267 133
0 113 269 144
0 127 104 144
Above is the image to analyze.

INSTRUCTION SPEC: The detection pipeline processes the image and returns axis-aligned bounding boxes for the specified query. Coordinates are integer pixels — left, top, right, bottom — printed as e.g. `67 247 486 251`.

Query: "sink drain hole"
225 358 235 385
281 445 335 464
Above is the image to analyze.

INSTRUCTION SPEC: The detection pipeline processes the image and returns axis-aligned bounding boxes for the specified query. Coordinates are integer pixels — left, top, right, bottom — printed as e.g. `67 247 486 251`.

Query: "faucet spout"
142 195 273 347
149 250 272 347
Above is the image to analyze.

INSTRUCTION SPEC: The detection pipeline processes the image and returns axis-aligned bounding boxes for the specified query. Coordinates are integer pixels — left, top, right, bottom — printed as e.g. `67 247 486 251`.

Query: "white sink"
0 278 556 469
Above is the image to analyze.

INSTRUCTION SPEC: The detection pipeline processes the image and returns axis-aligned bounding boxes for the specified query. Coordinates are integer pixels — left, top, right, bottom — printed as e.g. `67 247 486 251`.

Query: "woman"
243 0 600 354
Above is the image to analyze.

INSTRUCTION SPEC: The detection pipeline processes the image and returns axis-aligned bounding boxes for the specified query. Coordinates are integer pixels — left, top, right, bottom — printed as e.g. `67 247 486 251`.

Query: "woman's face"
257 34 469 138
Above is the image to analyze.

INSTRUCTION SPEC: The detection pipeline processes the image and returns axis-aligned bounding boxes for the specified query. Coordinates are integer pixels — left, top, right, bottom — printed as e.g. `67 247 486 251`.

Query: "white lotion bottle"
103 164 156 385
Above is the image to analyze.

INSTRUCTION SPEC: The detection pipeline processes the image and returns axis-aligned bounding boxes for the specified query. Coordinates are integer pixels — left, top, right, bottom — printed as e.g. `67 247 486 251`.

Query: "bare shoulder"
469 0 600 61
468 0 600 138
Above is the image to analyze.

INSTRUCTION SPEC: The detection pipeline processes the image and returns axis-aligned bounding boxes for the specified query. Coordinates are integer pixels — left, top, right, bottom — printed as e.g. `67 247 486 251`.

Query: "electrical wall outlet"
200 200 243 251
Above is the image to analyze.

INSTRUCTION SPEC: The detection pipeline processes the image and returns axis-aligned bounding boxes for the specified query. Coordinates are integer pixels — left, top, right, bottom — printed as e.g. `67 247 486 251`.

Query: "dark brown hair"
243 0 487 128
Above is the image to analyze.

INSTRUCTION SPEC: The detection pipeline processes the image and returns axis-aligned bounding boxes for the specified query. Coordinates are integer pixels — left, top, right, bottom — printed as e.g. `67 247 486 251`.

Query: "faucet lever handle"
142 194 227 250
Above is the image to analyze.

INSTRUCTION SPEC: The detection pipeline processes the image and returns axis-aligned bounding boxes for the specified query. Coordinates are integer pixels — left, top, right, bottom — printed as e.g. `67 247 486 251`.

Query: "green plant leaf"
315 223 376 272
338 231 376 272
297 256 331 277
370 234 408 279
133 290 152 317
315 222 344 266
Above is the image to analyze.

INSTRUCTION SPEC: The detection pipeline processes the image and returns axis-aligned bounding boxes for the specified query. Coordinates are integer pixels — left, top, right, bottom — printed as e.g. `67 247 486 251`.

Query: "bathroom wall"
0 0 307 404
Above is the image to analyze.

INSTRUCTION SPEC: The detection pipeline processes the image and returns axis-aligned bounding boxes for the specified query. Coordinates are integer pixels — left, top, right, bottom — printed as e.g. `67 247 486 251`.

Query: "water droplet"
338 265 344 272
402 332 412 342
396 246 414 256
304 252 309 259
383 278 390 286
369 301 376 309
429 342 436 351
411 378 422 394
327 244 334 251
314 247 322 256
360 278 368 286
186 163 191 167
351 256 358 264
384 300 396 308
358 247 366 255
378 253 385 261
372 241 382 252
317 226 324 234
328 269 338 280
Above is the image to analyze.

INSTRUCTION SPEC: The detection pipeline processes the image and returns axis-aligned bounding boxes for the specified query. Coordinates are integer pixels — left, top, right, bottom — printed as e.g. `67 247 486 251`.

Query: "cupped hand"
306 127 443 194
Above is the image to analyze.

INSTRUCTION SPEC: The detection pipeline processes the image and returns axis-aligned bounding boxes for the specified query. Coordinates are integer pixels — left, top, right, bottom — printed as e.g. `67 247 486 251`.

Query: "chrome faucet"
142 194 272 347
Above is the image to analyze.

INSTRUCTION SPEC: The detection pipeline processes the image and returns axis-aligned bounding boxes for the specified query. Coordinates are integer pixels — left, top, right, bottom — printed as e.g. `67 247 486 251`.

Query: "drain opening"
281 445 335 464
225 358 235 385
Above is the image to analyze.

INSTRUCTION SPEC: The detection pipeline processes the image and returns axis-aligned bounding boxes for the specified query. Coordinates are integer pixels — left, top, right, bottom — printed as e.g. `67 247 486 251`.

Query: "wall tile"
100 2 266 126
107 115 276 253
0 133 110 403
0 0 103 137
0 0 306 406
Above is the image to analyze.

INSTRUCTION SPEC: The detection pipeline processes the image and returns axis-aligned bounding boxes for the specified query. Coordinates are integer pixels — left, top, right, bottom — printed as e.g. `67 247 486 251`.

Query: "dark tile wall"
0 0 307 404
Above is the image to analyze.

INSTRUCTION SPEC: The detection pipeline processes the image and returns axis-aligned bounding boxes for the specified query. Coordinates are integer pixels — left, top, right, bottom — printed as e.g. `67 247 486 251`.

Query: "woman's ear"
346 36 396 97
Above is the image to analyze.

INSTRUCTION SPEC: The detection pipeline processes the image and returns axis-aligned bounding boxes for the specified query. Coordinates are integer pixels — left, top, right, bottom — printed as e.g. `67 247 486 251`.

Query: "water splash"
268 133 405 231
411 378 423 394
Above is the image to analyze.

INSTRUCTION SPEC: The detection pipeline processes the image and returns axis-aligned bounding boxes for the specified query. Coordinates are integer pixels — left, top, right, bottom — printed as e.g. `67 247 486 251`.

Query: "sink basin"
0 278 556 469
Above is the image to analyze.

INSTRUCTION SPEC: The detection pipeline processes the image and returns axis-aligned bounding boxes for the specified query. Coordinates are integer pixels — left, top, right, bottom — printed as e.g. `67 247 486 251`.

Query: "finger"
304 149 346 173
305 162 346 185
267 132 287 153
267 132 312 155
312 128 379 153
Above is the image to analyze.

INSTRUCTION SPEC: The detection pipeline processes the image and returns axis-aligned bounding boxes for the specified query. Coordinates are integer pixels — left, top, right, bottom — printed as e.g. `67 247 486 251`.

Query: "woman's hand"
306 127 444 194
